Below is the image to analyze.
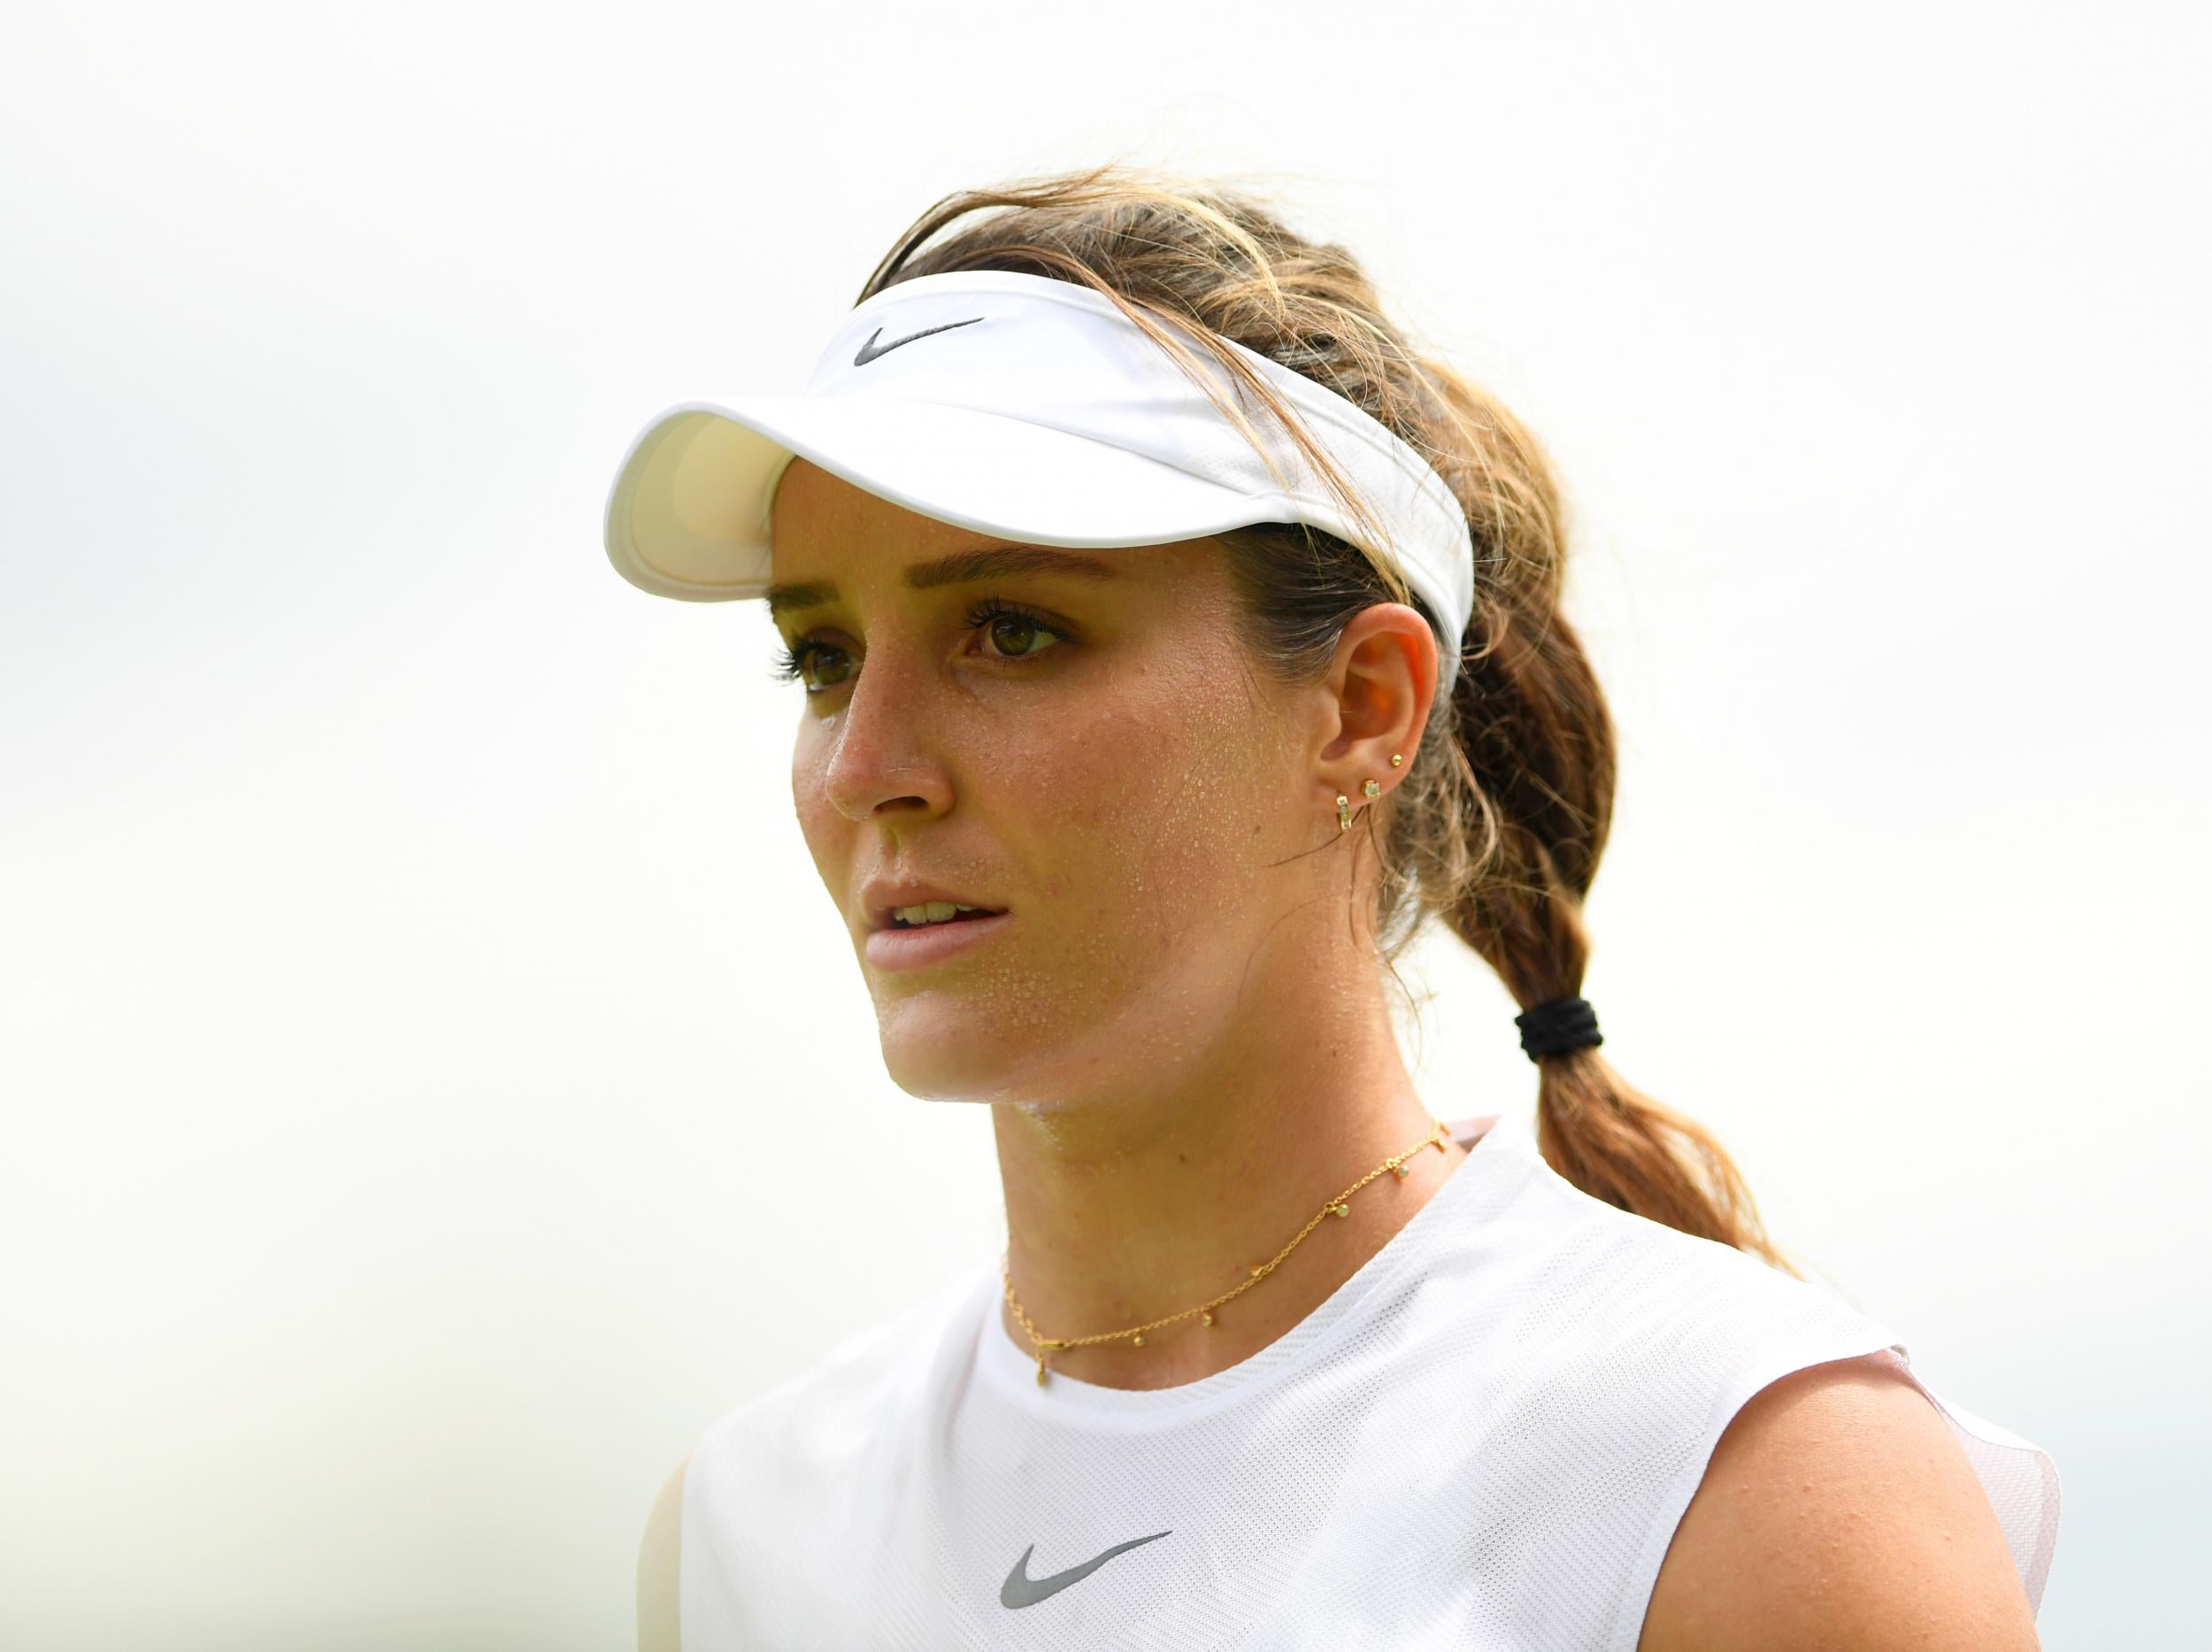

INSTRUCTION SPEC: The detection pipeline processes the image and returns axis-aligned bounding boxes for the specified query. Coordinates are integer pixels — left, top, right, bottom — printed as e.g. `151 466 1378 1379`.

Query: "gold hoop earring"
1336 794 1353 833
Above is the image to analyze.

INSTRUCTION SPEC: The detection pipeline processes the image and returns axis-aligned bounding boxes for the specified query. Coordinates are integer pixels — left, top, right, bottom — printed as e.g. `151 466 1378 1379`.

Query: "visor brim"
603 396 1297 603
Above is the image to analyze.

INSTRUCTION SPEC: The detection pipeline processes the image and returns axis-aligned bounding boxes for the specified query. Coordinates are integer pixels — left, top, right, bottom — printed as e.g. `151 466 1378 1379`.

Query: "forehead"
768 458 979 566
764 459 1130 620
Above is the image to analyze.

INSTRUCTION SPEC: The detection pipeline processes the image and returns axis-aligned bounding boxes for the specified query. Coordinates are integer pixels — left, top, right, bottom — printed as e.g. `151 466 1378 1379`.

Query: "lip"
858 879 1006 934
864 911 1013 972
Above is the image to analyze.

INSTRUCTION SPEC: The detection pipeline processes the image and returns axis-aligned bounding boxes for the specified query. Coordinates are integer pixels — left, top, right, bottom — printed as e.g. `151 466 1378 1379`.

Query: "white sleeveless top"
680 1110 2060 1649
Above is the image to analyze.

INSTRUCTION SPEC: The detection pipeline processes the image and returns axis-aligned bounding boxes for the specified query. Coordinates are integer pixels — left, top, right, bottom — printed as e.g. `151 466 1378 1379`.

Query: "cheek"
791 737 849 893
995 682 1282 939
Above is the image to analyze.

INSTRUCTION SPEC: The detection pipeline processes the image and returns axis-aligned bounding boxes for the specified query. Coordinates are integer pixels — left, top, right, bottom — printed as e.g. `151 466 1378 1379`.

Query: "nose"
814 646 955 826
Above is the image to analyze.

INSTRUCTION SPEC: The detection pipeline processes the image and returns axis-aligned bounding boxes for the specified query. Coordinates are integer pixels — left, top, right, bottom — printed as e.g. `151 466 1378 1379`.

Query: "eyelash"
768 597 1071 694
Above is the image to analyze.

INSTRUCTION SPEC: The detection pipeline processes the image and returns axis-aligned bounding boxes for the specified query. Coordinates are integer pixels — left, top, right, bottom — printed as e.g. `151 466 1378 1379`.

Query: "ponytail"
1430 374 1798 1274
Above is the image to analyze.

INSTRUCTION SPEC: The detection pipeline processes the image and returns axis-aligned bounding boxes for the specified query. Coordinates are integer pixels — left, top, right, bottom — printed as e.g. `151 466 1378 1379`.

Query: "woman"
605 165 2060 1649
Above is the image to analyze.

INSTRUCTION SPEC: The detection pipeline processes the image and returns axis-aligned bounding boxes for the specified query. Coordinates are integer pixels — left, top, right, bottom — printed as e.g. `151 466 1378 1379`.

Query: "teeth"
893 901 986 927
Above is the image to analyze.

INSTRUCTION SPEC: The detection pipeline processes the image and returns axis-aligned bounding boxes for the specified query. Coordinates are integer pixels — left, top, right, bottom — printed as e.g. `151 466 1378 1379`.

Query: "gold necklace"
1002 1118 1455 1387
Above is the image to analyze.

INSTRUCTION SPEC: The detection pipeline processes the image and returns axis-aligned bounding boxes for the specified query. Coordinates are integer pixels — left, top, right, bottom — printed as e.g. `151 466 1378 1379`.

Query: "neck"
991 983 1468 1392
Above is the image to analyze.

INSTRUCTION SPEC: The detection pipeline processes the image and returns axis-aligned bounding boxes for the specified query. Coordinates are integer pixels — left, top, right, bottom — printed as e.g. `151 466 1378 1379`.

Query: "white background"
3 2 2203 1646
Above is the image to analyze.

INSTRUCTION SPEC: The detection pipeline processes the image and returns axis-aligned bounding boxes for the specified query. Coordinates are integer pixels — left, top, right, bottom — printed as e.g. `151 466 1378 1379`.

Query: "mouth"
872 900 1010 933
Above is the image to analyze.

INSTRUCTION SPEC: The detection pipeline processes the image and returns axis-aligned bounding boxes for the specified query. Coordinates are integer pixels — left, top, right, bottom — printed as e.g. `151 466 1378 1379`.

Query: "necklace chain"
1001 1118 1454 1387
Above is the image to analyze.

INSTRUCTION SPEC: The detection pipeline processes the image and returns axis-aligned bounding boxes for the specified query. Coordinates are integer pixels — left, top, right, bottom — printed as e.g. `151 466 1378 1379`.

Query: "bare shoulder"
1636 1352 2040 1651
637 1451 689 1652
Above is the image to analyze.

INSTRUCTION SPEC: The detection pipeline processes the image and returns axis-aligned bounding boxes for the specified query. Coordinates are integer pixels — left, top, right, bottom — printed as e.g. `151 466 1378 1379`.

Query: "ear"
1315 602 1439 811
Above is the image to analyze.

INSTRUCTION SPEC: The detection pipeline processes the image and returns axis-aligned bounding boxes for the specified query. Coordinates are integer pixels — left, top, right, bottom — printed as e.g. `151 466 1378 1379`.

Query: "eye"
768 636 853 693
767 598 1072 697
965 597 1069 660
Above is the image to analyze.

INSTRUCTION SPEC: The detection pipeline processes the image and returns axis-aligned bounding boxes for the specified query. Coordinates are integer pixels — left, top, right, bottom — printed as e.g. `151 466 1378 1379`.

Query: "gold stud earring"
1336 794 1353 832
1390 753 1404 766
1362 779 1380 798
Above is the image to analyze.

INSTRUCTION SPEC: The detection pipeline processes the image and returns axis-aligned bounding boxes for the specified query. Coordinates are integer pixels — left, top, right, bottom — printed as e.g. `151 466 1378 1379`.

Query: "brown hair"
856 162 1799 1276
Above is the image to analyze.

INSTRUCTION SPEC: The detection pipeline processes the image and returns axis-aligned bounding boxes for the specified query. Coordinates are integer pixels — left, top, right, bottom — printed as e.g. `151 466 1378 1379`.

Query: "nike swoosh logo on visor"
853 315 985 365
999 1529 1172 1609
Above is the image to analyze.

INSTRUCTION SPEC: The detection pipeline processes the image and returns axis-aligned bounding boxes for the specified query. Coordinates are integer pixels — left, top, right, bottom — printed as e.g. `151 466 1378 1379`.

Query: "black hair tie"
1516 996 1602 1062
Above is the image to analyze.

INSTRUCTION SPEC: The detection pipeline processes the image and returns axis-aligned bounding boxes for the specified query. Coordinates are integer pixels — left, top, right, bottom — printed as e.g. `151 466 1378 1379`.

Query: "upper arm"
637 1451 689 1652
1637 1353 2040 1652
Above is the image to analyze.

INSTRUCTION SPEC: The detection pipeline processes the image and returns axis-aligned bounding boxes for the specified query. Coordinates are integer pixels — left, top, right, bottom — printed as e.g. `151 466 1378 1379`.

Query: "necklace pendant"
1035 1350 1048 1386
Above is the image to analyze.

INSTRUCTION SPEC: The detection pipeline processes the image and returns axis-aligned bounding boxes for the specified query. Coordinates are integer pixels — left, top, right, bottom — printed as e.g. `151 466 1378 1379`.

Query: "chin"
870 995 1039 1104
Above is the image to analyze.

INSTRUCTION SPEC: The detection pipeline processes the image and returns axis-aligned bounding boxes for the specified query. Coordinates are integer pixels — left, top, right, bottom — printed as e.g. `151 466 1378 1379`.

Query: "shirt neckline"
972 1110 1520 1425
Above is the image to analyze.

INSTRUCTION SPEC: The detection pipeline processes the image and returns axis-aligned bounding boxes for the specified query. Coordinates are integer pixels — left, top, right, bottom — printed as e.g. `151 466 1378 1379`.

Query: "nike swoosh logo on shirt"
999 1529 1173 1609
852 315 985 365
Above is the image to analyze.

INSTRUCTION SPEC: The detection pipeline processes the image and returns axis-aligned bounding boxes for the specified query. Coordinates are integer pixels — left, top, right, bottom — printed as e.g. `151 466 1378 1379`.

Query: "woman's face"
766 458 1342 1107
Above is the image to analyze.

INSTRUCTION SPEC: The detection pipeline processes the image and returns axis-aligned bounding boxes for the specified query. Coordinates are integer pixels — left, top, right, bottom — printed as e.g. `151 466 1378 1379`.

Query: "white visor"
602 269 1475 693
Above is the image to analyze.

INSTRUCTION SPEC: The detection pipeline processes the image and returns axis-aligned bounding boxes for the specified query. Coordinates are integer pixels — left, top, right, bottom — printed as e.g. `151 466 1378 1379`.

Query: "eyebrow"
764 544 1122 619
